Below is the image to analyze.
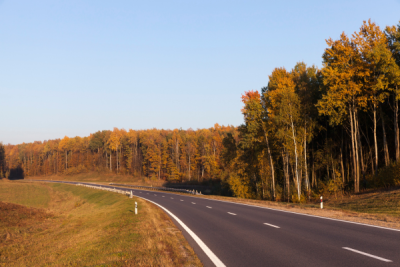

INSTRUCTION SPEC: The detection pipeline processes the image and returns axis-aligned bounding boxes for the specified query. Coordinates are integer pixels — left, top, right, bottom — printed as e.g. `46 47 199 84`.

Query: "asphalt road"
37 181 400 267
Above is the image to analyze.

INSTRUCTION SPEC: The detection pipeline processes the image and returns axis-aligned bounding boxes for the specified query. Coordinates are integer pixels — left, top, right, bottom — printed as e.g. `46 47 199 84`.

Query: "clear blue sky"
1 0 400 144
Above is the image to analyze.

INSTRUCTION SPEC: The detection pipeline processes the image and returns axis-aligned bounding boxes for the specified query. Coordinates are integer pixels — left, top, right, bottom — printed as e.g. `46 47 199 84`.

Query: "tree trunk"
304 122 309 192
290 114 301 201
282 149 288 201
358 125 365 177
373 101 378 173
395 90 400 161
116 146 119 173
340 129 345 183
354 108 360 193
282 149 290 202
286 152 290 202
312 157 315 187
380 106 389 166
262 127 275 200
349 103 359 193
331 154 336 180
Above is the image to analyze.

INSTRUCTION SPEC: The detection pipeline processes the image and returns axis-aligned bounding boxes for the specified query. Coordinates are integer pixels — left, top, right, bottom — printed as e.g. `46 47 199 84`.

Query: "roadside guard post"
130 190 133 198
320 196 323 209
135 202 138 215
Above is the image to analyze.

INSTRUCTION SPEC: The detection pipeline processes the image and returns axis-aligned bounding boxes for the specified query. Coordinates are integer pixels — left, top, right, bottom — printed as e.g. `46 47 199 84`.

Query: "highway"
38 181 400 267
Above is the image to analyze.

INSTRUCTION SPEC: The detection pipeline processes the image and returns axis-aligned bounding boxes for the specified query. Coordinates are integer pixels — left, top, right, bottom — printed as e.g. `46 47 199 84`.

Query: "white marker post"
135 202 138 215
320 196 323 209
130 190 133 198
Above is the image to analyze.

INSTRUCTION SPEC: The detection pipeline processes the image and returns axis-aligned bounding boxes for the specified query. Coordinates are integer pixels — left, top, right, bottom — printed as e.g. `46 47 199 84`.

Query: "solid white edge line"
33 181 400 232
342 247 392 262
120 186 400 232
263 223 280 228
227 212 236 215
132 194 226 267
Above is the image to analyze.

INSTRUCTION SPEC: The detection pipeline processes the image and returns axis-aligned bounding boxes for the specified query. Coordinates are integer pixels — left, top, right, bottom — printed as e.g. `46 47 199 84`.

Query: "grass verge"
0 179 202 267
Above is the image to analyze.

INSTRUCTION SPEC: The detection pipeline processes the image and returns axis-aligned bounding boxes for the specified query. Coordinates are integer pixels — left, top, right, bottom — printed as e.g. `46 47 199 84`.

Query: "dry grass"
0 180 202 267
325 188 400 217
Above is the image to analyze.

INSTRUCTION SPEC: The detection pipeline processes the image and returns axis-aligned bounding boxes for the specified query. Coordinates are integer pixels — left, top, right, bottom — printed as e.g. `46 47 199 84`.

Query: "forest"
1 19 400 202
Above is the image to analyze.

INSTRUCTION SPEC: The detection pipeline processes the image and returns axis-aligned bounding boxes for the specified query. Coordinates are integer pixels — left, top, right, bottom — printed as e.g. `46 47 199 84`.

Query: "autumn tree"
317 32 366 193
353 19 395 168
385 22 400 161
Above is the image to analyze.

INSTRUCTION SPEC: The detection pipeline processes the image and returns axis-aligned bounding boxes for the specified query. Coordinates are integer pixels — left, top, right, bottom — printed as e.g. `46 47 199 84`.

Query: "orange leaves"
241 90 260 104
241 90 261 115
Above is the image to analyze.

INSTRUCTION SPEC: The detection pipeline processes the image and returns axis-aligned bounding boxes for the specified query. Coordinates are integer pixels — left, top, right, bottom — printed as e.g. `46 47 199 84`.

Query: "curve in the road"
31 180 400 267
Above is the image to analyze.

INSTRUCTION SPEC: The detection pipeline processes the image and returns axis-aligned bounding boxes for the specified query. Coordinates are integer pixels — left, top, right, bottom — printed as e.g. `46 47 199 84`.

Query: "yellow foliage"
228 173 254 199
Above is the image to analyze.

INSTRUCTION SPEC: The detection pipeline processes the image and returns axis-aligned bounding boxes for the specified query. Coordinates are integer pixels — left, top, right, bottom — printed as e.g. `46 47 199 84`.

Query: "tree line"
2 19 400 202
2 125 237 183
225 19 400 201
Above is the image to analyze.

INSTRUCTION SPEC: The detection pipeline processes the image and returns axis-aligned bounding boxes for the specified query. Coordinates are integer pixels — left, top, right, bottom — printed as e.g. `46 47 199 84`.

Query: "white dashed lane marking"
227 212 236 216
263 223 280 228
342 247 392 262
207 206 212 209
192 202 196 204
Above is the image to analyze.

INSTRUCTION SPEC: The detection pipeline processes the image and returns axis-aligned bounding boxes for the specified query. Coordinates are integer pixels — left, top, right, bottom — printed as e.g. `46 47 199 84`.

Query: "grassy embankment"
0 179 202 267
28 173 400 229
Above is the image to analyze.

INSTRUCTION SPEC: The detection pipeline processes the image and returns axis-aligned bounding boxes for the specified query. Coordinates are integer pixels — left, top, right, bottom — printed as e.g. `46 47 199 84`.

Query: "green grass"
51 183 121 207
0 182 51 208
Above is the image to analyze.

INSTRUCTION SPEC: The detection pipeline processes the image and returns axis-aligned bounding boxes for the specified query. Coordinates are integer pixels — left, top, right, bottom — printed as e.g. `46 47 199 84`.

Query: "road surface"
35 180 400 267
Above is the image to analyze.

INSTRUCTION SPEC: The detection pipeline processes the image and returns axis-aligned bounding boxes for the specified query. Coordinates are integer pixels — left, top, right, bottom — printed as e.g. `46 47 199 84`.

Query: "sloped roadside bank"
0 180 202 267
